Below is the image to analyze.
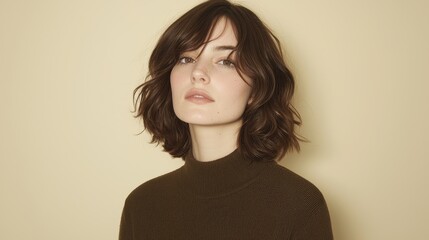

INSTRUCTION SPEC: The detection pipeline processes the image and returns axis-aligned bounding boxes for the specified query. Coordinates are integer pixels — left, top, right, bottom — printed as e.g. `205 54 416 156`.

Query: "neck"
189 120 242 162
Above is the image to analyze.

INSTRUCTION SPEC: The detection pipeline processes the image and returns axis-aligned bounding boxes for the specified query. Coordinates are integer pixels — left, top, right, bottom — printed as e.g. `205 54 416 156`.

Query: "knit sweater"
119 150 333 240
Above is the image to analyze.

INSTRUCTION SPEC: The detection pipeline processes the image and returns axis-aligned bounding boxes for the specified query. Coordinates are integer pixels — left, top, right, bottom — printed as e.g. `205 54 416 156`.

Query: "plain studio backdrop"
1 0 428 239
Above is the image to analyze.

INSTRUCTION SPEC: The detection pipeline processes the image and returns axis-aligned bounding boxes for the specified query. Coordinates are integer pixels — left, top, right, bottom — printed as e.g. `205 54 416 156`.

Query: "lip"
185 88 214 104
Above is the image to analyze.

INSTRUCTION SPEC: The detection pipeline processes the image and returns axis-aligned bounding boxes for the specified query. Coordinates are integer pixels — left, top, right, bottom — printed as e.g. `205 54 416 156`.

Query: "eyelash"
177 56 195 64
177 56 236 68
218 59 235 68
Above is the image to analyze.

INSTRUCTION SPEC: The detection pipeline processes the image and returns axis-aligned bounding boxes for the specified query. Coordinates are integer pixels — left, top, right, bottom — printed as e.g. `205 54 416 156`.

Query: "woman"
120 0 333 239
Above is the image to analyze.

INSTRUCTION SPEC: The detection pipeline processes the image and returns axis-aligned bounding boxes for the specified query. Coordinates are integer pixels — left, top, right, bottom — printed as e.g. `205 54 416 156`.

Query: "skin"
170 17 252 162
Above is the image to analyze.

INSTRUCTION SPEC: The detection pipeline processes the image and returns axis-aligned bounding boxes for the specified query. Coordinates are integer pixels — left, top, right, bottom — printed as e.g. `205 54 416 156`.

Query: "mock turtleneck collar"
180 149 271 198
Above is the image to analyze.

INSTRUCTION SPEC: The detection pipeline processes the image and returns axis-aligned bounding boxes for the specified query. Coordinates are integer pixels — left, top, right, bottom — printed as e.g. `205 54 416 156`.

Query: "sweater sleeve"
292 197 334 240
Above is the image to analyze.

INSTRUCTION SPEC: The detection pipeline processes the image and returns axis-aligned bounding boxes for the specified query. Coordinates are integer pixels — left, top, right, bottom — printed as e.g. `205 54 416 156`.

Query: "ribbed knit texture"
119 149 333 240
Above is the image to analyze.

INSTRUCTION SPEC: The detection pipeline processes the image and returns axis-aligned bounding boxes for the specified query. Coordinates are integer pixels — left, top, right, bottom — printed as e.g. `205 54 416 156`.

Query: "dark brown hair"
134 0 302 161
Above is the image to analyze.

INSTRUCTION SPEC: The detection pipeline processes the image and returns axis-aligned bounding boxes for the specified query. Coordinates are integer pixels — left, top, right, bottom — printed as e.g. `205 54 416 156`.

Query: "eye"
218 59 235 68
177 56 195 64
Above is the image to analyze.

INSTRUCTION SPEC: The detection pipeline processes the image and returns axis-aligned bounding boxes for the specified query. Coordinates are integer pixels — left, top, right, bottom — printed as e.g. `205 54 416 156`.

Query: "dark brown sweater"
119 150 333 239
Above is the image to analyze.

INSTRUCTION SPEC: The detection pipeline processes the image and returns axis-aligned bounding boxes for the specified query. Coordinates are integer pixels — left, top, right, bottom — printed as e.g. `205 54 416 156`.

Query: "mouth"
185 89 214 104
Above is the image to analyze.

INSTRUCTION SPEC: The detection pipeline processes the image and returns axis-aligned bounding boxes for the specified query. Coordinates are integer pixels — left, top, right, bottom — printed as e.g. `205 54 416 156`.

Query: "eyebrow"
214 45 236 51
186 45 236 58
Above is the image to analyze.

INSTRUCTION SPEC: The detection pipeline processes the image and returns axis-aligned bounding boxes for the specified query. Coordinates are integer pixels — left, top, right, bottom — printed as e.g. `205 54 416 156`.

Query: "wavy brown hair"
134 0 303 161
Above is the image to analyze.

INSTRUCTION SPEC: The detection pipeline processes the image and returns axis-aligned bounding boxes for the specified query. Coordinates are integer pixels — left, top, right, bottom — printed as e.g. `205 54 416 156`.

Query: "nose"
191 62 210 84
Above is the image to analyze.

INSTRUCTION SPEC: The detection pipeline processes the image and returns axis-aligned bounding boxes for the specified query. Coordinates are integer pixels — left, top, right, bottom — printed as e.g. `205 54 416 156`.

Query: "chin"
176 114 208 124
179 118 214 126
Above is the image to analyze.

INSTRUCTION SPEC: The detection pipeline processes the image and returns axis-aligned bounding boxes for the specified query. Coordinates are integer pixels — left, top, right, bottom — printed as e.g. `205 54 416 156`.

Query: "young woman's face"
170 18 252 127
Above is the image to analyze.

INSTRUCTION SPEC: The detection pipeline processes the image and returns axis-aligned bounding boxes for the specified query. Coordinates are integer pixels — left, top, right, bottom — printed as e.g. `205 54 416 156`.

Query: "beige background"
1 0 428 239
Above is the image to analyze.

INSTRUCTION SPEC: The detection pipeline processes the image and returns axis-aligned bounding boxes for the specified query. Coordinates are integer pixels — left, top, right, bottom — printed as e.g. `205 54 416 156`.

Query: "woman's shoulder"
124 167 184 204
259 162 327 206
262 163 332 236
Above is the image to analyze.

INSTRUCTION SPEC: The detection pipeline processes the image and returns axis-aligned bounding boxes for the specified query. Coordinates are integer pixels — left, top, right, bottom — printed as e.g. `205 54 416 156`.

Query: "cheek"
220 84 252 118
170 67 184 97
170 67 178 87
236 85 252 111
170 67 190 118
228 80 252 103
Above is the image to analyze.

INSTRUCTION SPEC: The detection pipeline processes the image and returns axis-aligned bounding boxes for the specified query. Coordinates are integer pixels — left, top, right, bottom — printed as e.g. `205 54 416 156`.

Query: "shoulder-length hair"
134 0 302 161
